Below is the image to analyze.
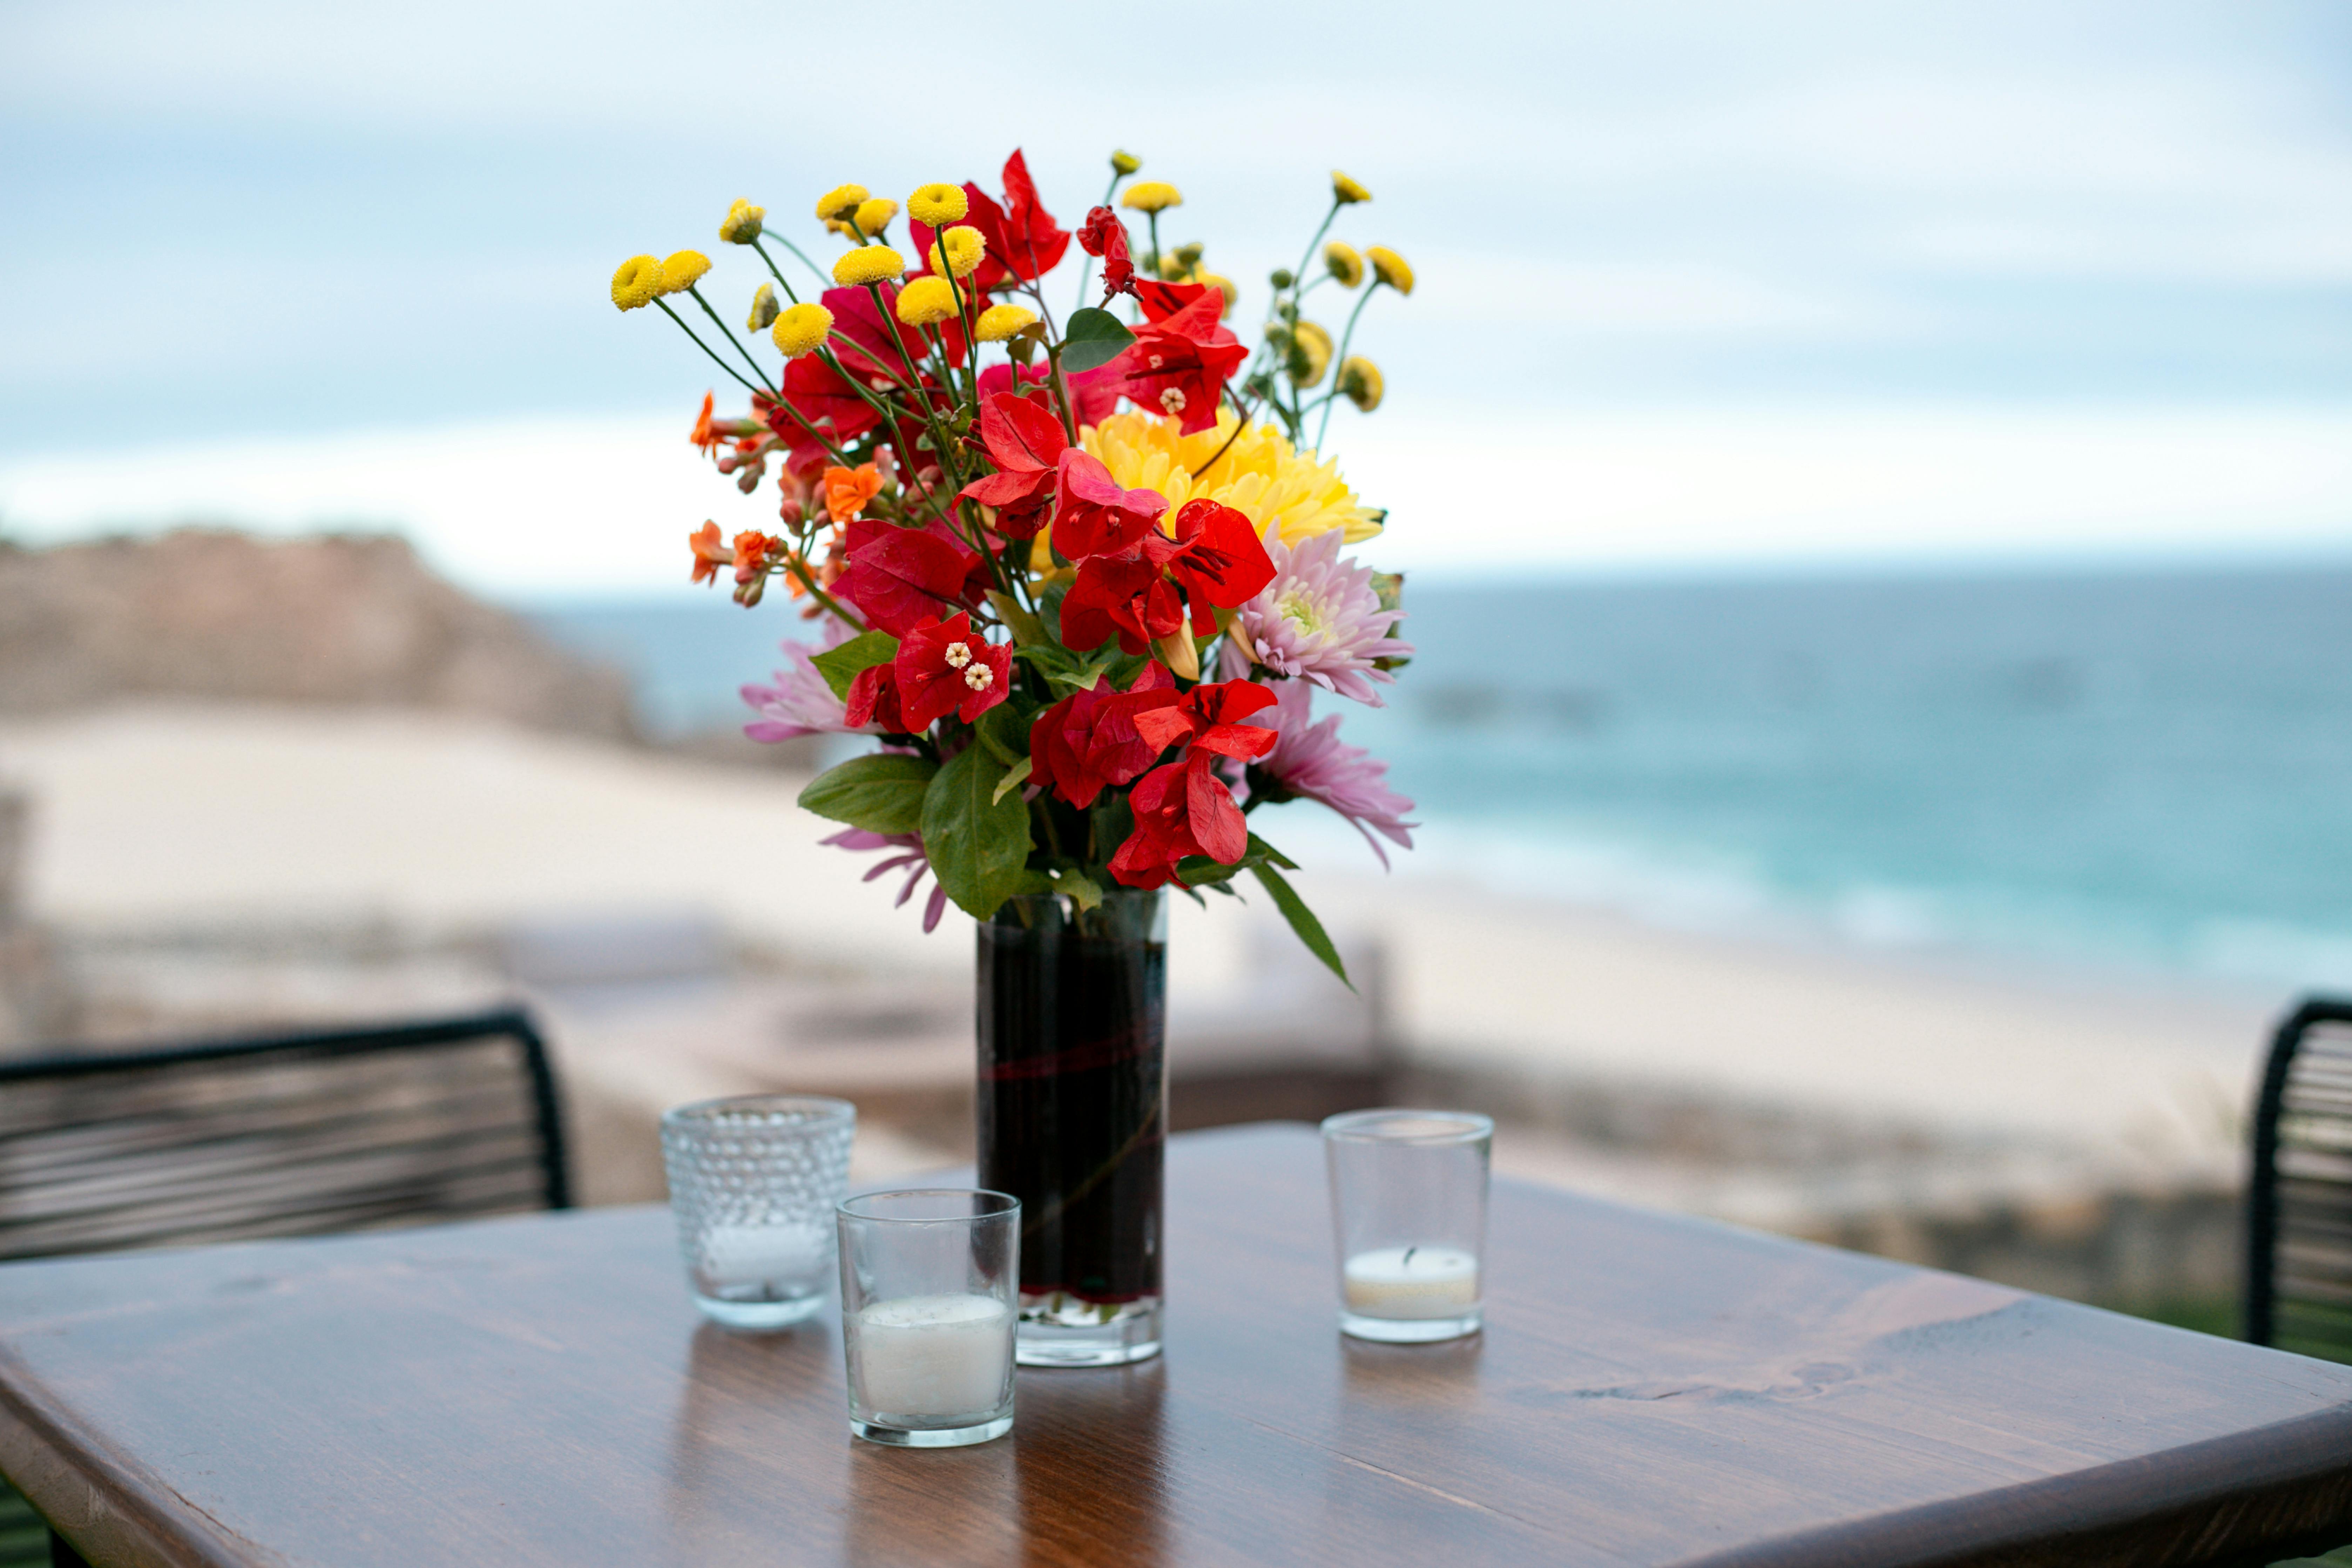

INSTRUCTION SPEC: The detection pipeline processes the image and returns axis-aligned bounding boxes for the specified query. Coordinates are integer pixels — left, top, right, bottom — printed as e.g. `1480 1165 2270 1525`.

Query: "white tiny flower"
1159 387 1187 414
943 641 973 669
963 664 994 691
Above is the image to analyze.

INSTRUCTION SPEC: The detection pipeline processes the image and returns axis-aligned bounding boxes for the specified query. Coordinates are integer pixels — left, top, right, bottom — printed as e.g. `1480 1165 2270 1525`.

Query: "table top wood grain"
2 1122 2350 1568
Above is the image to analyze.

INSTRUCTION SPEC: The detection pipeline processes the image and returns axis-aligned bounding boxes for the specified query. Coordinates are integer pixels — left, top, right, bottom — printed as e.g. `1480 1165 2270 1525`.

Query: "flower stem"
688 286 777 395
749 238 802 305
1314 284 1378 451
769 234 831 290
654 299 760 396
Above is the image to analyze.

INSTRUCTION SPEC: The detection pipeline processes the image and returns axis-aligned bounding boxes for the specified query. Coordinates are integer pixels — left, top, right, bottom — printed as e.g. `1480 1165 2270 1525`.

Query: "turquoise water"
530 562 2352 991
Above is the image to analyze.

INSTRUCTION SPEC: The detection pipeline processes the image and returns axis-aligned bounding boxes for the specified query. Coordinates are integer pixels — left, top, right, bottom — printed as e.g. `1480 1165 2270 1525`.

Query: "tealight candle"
1343 1246 1481 1319
849 1294 1016 1419
700 1222 829 1293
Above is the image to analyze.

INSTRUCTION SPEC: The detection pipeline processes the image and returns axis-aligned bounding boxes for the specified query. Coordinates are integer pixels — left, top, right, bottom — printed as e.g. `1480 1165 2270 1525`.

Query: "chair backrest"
0 1008 569 1263
2247 996 2352 1359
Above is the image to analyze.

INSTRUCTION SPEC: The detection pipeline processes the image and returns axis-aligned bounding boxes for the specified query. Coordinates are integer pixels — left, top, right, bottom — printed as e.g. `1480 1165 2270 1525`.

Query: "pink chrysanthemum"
742 619 875 742
821 826 951 933
1217 526 1411 705
1241 680 1417 866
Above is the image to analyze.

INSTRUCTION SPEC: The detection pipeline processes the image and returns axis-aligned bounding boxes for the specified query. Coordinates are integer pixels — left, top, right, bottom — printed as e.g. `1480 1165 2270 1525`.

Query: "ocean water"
529 562 2352 992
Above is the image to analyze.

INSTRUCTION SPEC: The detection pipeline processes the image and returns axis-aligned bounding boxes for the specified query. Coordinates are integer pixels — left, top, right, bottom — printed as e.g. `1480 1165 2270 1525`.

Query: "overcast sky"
1 0 2346 592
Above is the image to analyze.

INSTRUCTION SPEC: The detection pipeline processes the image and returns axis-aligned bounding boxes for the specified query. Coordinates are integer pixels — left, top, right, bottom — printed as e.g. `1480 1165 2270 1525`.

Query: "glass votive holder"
1322 1109 1493 1343
836 1189 1020 1448
661 1094 855 1331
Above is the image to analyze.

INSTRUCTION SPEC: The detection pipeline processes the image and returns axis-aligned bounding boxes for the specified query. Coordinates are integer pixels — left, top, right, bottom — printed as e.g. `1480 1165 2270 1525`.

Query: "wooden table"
2 1123 2350 1567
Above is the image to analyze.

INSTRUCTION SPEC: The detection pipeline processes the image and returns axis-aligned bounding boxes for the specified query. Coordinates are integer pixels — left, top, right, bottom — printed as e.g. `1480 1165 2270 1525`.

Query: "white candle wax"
1343 1246 1481 1319
699 1223 828 1292
850 1294 1015 1419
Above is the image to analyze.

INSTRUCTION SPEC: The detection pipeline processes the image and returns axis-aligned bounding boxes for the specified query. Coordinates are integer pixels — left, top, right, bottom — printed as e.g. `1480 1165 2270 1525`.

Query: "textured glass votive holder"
837 1189 1020 1448
1323 1109 1493 1343
661 1094 855 1331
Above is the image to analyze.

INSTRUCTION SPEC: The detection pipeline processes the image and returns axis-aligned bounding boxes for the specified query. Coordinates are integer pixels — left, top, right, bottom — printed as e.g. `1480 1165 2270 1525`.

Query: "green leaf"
1246 833 1299 871
1175 856 1243 888
976 703 1030 768
797 752 937 835
1250 863 1352 990
985 590 1049 648
1060 307 1136 374
921 744 1034 920
1055 866 1104 912
991 755 1034 804
810 630 901 701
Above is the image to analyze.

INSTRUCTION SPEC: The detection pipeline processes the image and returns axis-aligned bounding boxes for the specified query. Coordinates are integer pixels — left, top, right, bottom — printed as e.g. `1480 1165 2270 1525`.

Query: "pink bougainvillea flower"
1050 449 1168 561
822 826 950 933
1061 552 1184 655
742 619 874 741
1105 292 1248 434
1026 662 1177 810
894 611 1013 730
957 392 1067 539
1131 679 1279 762
1239 679 1418 866
838 517 980 637
1144 499 1277 634
1217 525 1413 705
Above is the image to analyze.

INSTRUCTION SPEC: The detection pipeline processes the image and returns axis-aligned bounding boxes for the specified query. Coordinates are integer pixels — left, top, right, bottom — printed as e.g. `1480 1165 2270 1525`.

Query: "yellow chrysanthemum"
718 199 764 244
1120 181 1181 214
894 275 958 326
927 224 986 279
832 244 905 287
908 183 968 226
1367 245 1413 295
771 302 834 358
816 184 869 221
853 196 898 236
1076 410 1380 551
1332 170 1372 205
974 304 1038 343
1283 320 1333 387
1111 149 1141 176
1338 356 1384 412
657 250 711 295
610 254 663 311
746 281 780 332
1323 241 1364 289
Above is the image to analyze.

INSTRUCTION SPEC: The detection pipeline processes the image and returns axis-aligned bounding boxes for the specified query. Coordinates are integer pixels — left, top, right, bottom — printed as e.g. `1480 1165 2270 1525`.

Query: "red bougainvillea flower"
993 150 1071 282
1077 205 1136 300
838 517 981 636
957 392 1067 539
769 356 879 471
1109 750 1250 887
688 521 732 586
1131 679 1280 763
823 282 966 383
1051 449 1168 561
1144 499 1277 634
1106 292 1249 434
844 661 910 733
824 463 884 523
1027 662 1177 810
894 612 1013 730
1061 552 1184 654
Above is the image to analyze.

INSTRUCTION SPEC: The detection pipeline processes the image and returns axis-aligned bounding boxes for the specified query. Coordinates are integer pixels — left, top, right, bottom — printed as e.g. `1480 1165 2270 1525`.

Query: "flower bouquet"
613 150 1417 1362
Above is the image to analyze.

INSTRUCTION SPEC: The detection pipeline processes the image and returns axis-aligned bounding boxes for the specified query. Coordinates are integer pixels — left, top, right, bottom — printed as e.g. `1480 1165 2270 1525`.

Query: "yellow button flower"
1111 149 1142 176
1196 271 1238 317
908 183 968 226
1121 181 1182 214
771 302 834 358
719 199 765 244
1332 170 1372 205
746 282 779 332
1323 241 1364 289
927 224 987 280
1366 245 1413 295
815 183 869 222
832 244 906 287
1339 356 1383 411
1283 320 1333 388
610 254 664 312
975 303 1038 343
854 196 899 236
894 275 958 327
657 250 711 295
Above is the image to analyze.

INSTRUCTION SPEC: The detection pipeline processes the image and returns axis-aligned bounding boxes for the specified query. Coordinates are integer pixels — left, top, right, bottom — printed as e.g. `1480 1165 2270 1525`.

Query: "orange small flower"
689 392 717 454
688 521 733 586
732 530 780 586
824 462 884 523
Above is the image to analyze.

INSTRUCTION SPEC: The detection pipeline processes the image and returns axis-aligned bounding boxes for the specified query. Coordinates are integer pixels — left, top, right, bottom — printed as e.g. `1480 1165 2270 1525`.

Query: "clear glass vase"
976 887 1166 1366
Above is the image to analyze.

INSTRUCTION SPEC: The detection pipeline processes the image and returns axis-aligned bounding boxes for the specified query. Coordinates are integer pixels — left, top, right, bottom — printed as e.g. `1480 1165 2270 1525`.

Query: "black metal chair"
0 1008 570 1567
2247 997 2352 1363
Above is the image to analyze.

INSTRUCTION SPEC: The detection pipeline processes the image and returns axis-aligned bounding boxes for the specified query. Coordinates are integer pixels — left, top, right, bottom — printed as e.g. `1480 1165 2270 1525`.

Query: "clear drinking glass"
661 1094 855 1330
836 1189 1021 1447
1322 1109 1493 1343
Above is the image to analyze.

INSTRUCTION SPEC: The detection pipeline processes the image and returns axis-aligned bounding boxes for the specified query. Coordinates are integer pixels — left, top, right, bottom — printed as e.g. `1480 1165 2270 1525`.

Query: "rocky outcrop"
0 531 637 741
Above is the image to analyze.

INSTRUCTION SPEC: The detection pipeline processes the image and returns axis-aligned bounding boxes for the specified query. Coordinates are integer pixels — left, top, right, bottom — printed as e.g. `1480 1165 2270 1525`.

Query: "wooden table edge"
0 1341 276 1568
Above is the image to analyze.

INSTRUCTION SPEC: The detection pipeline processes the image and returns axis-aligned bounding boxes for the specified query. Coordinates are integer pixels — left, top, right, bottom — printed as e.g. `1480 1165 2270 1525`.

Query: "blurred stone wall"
0 786 74 1048
0 530 636 741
